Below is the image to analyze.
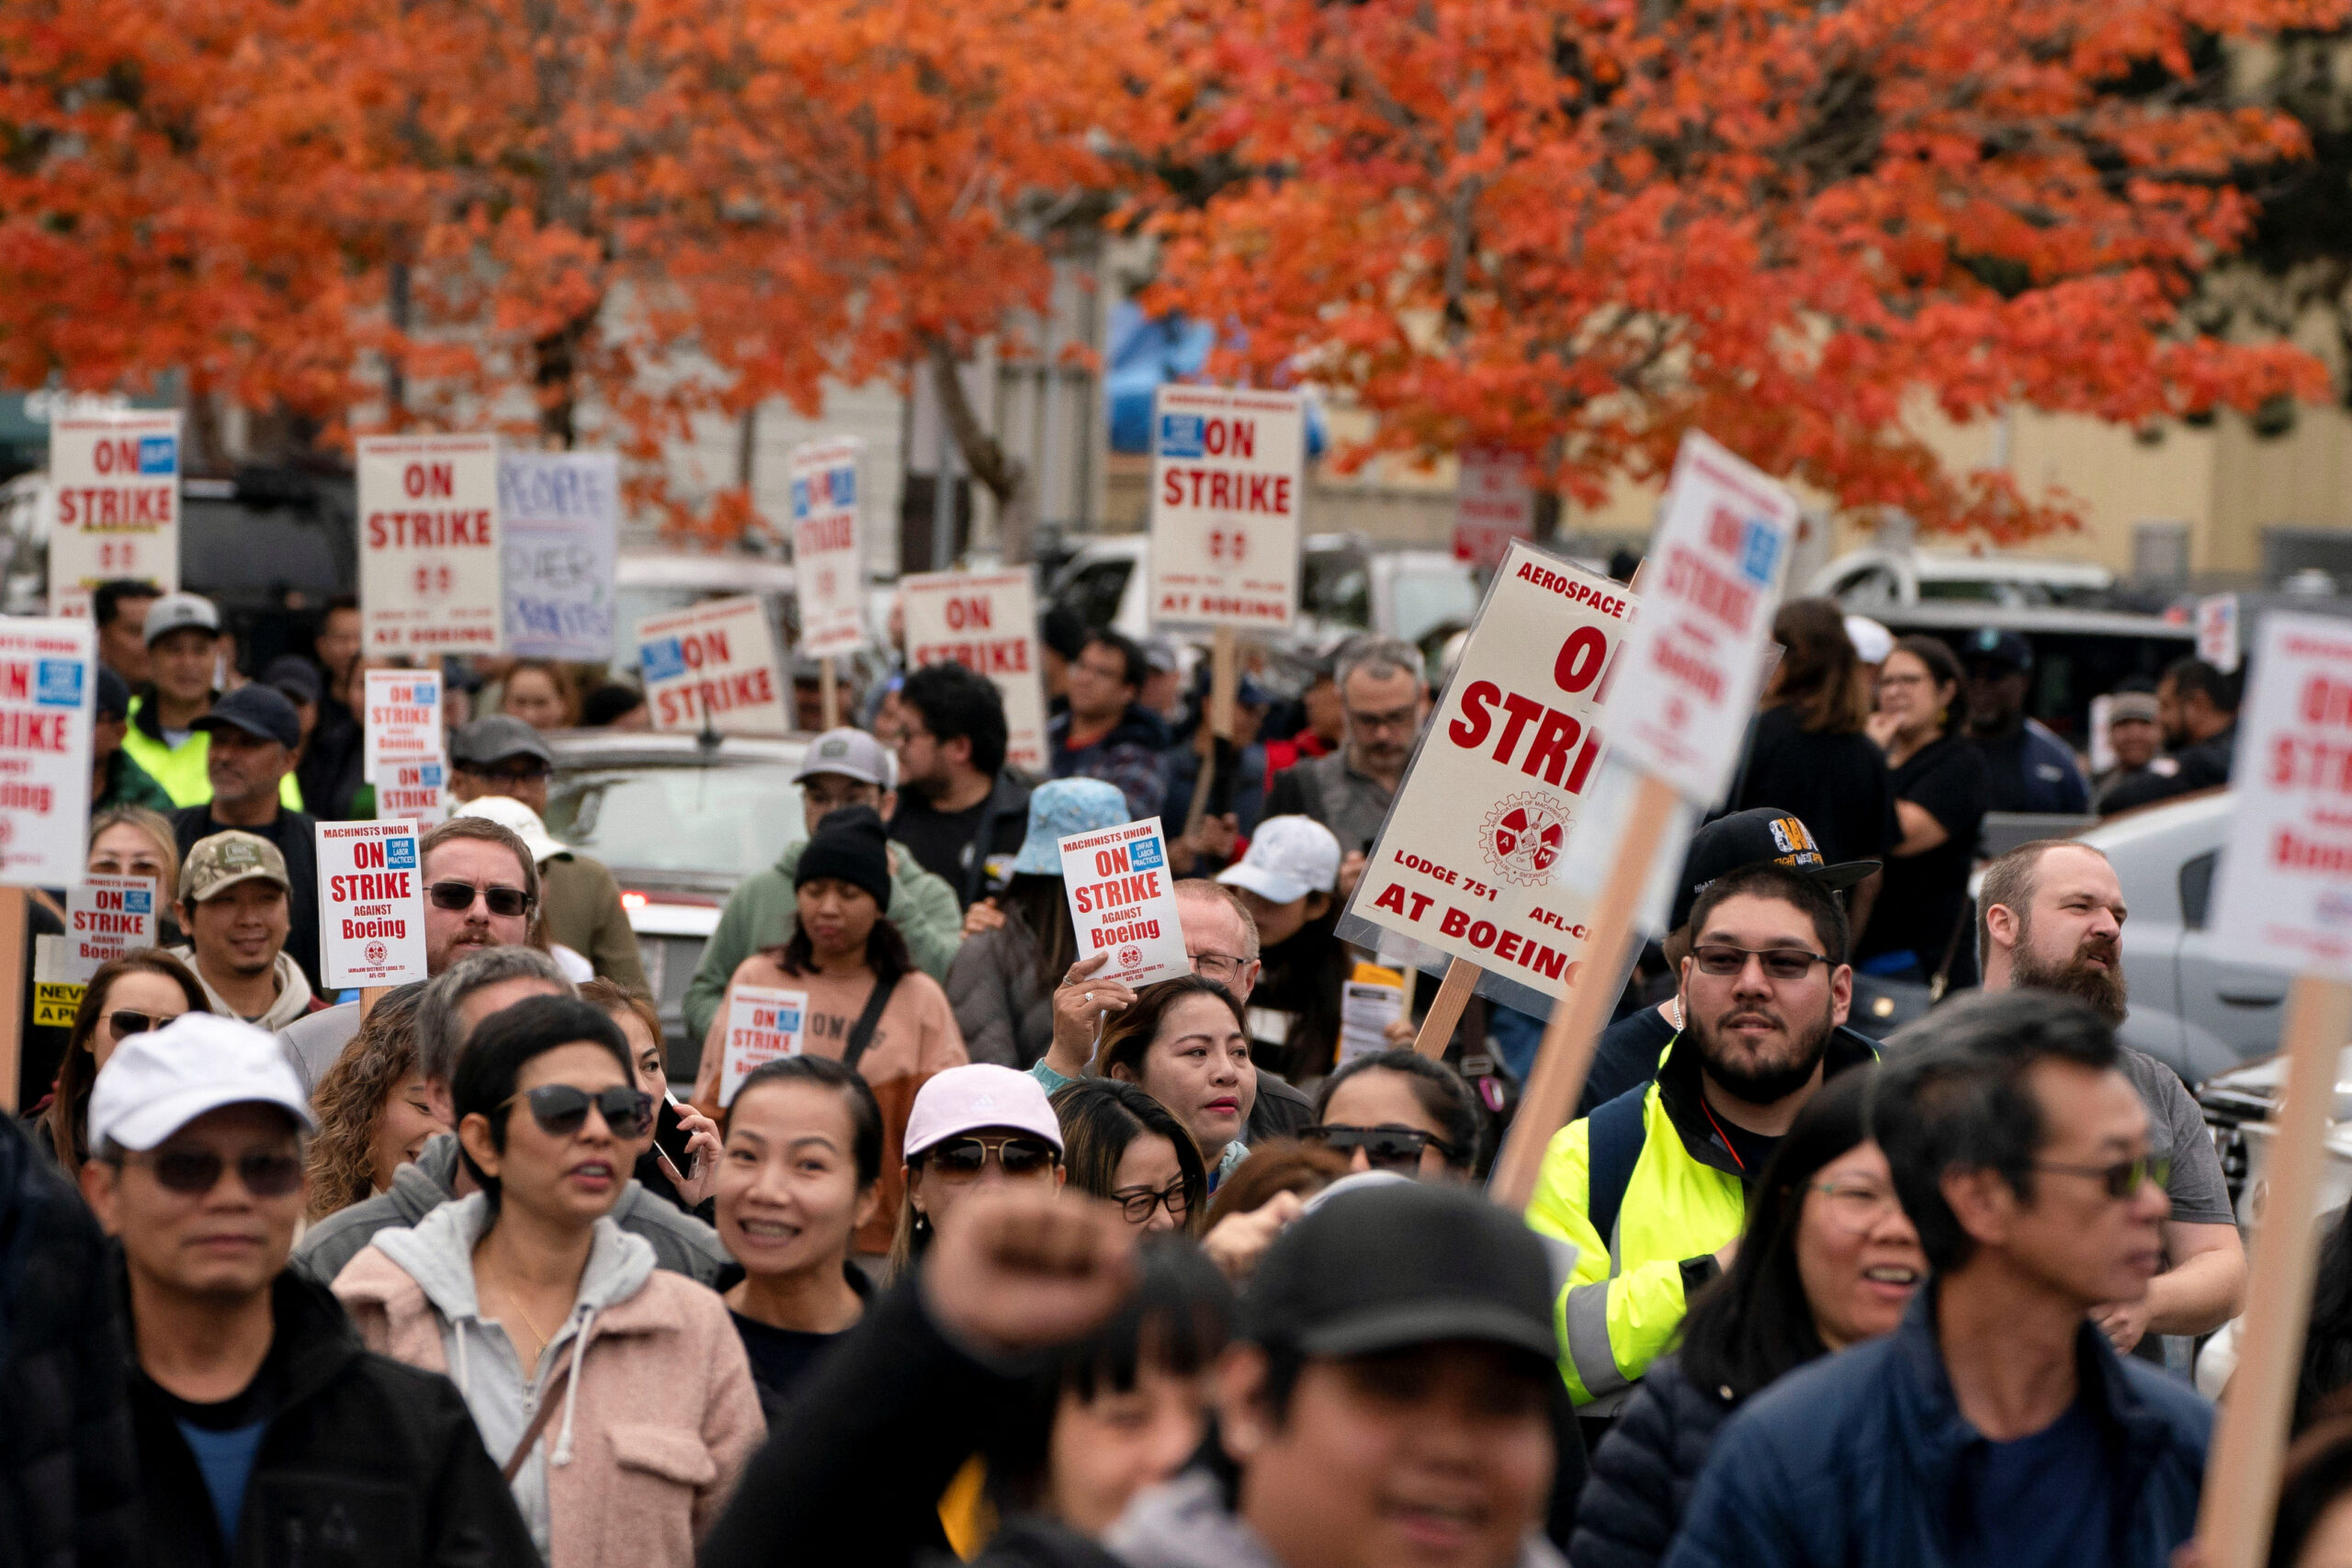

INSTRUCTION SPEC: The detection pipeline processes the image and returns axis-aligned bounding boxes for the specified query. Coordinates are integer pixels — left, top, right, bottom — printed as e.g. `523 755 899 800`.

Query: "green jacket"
96 748 175 813
538 851 650 994
683 838 963 1042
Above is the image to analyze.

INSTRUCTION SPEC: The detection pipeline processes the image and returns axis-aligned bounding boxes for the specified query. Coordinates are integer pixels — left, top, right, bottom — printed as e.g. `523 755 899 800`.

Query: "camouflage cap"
181 830 291 905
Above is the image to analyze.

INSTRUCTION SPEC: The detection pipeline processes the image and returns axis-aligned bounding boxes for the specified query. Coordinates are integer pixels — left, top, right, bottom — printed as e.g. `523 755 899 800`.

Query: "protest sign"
1338 540 1633 1021
1453 448 1536 571
1057 818 1192 987
2195 611 2352 1568
374 759 449 826
2199 592 2242 675
64 876 158 981
0 616 95 886
31 937 78 1031
363 668 446 781
1148 386 1305 630
48 410 181 616
788 437 868 660
899 569 1048 773
635 595 791 737
315 820 428 987
500 450 619 660
1339 964 1408 1065
719 984 808 1108
1603 432 1799 807
358 434 503 654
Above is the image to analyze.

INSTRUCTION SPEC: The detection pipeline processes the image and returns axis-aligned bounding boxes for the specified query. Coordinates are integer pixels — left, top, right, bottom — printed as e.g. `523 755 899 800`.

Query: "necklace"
1666 996 1684 1030
496 1285 562 1354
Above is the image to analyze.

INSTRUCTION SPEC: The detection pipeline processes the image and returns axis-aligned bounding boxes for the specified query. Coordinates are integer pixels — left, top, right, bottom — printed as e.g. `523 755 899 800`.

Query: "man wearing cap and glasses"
683 728 963 1046
167 832 317 1031
121 591 308 813
1264 637 1431 902
1960 627 2090 816
79 1013 536 1567
167 680 322 989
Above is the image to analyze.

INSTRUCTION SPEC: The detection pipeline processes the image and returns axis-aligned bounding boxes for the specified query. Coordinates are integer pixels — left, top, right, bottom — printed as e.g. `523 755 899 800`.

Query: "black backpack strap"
1586 1085 1649 1254
841 972 902 1074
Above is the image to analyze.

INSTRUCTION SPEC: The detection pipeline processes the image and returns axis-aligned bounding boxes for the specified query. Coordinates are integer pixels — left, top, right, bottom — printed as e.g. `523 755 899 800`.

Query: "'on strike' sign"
1148 386 1305 630
315 820 428 986
720 985 808 1107
899 570 1048 773
1057 818 1192 988
788 437 868 658
65 875 157 981
0 616 95 886
359 434 503 654
636 595 791 737
49 411 182 617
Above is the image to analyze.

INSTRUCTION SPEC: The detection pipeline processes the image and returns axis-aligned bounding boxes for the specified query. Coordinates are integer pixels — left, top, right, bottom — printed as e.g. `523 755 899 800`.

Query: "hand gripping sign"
315 820 429 987
899 569 1049 773
0 616 96 886
788 437 869 657
1148 386 1305 630
1338 540 1634 1021
359 434 503 655
49 411 182 616
65 876 157 981
635 595 791 737
1057 818 1193 987
720 985 808 1108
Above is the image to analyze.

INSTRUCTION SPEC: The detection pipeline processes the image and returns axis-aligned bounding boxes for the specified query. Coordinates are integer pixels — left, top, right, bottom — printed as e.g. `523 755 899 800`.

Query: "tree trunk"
922 333 1032 563
533 307 597 449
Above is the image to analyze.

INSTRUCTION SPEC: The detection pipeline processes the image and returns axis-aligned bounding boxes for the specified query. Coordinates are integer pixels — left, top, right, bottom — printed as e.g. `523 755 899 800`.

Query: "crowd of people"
7 574 2330 1568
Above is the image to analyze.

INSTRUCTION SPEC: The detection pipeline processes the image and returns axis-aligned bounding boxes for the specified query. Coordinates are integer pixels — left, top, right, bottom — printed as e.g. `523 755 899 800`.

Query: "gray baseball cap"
793 728 894 789
142 592 220 647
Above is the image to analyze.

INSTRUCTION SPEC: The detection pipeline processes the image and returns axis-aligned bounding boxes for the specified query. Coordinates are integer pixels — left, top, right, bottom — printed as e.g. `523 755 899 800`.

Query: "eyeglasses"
106 1009 183 1041
502 1084 652 1140
427 881 535 918
2033 1155 2169 1201
475 762 551 784
1344 705 1420 736
923 1134 1061 1180
1809 1180 1903 1235
1303 1123 1457 1171
1112 1178 1193 1224
128 1146 305 1199
1191 952 1250 983
1690 944 1833 982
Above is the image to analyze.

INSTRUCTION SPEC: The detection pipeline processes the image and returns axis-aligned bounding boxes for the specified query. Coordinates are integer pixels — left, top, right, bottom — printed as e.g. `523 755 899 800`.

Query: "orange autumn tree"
1142 0 2346 538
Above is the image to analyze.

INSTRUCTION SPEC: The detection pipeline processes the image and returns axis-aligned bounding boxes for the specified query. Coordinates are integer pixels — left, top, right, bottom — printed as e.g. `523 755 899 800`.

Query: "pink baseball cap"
903 1065 1065 1159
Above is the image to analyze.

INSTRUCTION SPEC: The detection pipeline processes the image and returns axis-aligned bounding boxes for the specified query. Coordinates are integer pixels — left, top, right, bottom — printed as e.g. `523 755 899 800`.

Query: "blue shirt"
1958 1397 2114 1568
174 1416 269 1552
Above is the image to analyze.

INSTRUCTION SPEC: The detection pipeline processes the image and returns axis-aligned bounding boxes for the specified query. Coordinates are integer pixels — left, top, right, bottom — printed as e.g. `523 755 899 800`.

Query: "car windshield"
1391 562 1480 647
545 759 806 876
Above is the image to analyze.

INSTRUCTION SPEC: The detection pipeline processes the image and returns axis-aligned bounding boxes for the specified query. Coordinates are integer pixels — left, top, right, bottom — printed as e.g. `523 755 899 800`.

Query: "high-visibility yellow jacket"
1523 1027 1876 1405
122 694 304 811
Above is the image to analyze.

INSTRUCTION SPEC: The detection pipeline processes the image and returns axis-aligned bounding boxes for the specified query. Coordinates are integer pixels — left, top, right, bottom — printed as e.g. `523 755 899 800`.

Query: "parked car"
542 728 809 1076
1810 546 2115 611
1871 601 2194 746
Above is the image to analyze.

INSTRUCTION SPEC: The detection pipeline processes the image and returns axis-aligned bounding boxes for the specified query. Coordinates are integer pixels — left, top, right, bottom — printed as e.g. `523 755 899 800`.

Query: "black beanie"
796 805 894 912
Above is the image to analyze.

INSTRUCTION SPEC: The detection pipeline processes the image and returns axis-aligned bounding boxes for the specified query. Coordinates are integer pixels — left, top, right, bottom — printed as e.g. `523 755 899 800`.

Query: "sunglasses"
1111 1178 1192 1224
502 1084 653 1141
1304 1123 1458 1171
130 1147 305 1199
923 1134 1060 1180
106 1009 183 1040
427 881 535 918
2033 1155 2170 1201
1690 944 1832 982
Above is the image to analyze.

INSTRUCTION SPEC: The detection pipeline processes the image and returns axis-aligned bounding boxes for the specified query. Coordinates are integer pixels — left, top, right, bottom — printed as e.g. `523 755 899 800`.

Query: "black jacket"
124 1267 535 1568
170 804 323 992
0 1115 141 1568
2098 723 2237 815
1569 1355 1732 1568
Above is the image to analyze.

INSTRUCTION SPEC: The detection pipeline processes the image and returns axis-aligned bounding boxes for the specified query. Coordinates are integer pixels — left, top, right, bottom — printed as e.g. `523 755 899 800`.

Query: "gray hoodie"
1108 1470 1567 1568
292 1133 731 1290
372 1192 656 1561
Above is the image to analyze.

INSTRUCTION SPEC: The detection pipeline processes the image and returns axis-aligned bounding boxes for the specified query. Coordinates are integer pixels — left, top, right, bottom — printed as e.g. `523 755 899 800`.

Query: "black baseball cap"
1962 627 2033 673
1240 1182 1557 1366
450 715 555 770
190 683 302 751
95 667 132 721
1668 807 1881 932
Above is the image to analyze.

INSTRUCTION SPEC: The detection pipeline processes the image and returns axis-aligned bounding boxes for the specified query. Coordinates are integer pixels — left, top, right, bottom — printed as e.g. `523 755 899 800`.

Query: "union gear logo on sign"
1483 795 1569 886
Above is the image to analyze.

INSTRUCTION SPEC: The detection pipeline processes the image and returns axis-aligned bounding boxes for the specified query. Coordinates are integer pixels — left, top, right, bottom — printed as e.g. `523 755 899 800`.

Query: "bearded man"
1527 862 1881 1416
1977 839 2245 1356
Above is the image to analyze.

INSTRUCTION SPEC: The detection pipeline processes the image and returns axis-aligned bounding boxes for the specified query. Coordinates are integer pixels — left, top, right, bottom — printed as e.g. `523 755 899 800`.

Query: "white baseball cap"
1219 815 1342 906
88 1013 315 1155
142 591 220 647
1843 615 1894 666
453 794 567 864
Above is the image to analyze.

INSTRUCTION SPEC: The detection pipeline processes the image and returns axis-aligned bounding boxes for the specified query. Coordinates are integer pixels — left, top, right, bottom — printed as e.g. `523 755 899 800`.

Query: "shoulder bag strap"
842 972 903 1074
1586 1086 1649 1251
503 1362 572 1483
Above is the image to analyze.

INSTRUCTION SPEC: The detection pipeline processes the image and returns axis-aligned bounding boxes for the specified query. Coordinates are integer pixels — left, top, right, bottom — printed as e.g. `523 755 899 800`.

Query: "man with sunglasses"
78 1012 535 1568
168 682 323 989
1976 839 2244 1363
1668 990 2206 1568
1527 861 1874 1418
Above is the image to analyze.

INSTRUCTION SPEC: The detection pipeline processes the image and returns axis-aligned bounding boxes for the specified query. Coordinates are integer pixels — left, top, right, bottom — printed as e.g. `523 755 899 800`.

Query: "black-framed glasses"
106 1009 183 1040
1690 944 1833 981
130 1146 305 1198
1112 1178 1193 1225
427 881 535 918
2033 1155 2169 1201
923 1134 1060 1180
1303 1123 1457 1171
502 1084 652 1141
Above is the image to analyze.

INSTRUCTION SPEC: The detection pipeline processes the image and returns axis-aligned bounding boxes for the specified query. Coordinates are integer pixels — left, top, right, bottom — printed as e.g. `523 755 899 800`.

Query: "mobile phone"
652 1091 696 1176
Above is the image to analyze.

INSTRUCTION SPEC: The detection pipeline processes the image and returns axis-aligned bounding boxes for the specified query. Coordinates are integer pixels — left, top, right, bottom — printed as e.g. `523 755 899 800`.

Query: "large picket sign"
1453 448 1536 571
788 437 868 657
1148 386 1305 630
635 595 791 737
48 411 182 616
500 450 619 660
2212 613 2352 976
899 570 1048 773
1338 541 1634 1016
358 434 503 654
0 617 95 886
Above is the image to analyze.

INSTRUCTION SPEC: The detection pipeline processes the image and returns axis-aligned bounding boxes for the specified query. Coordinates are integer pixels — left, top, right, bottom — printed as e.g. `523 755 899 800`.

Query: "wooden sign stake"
819 655 840 732
1414 956 1480 1061
0 886 24 1115
2196 973 2352 1568
1184 628 1240 840
1490 770 1679 1211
